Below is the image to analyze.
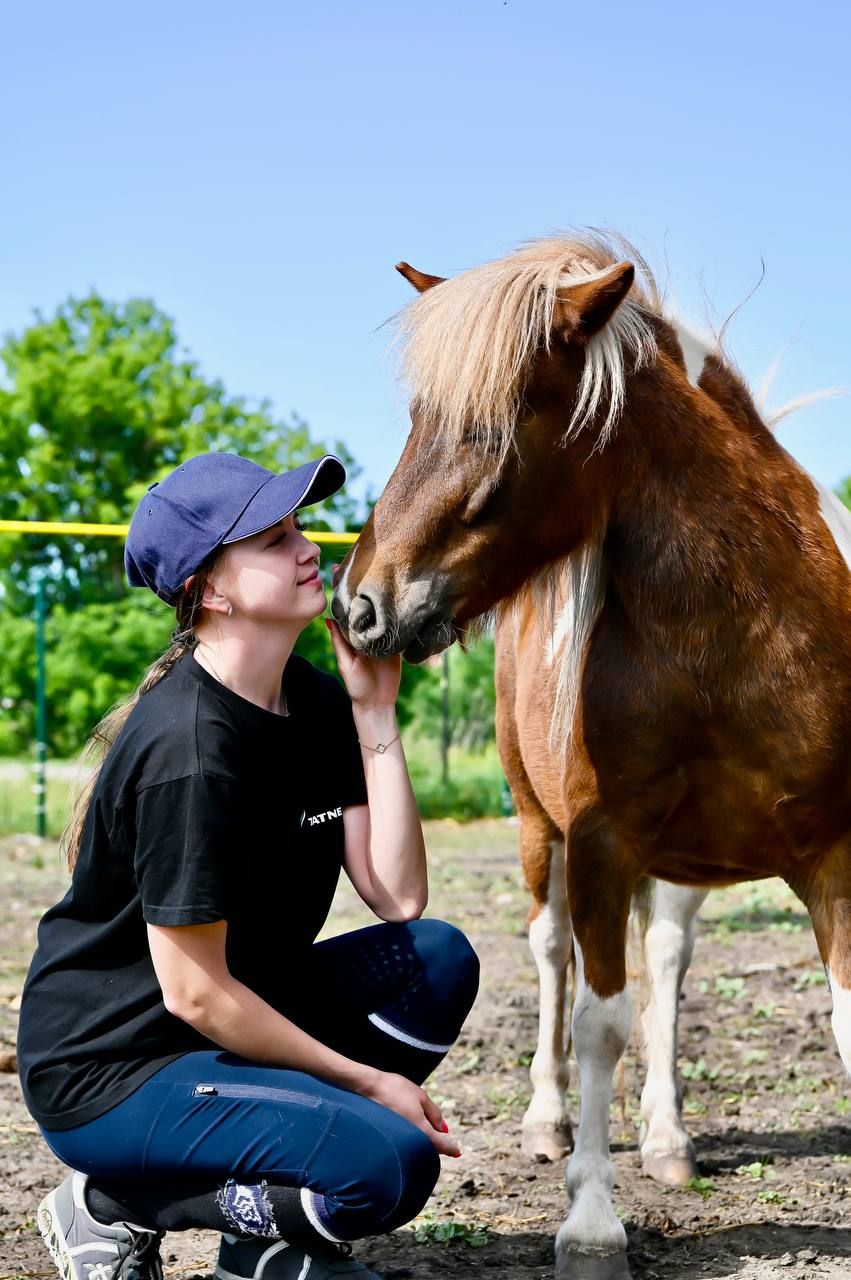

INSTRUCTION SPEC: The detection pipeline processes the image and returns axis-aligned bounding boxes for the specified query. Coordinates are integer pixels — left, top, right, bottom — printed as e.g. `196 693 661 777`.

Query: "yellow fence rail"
0 520 357 544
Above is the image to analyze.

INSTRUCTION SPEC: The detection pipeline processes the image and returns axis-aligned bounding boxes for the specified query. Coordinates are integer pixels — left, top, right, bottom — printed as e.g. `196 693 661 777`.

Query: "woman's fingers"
420 1091 460 1157
423 1121 461 1158
421 1092 445 1132
325 619 356 673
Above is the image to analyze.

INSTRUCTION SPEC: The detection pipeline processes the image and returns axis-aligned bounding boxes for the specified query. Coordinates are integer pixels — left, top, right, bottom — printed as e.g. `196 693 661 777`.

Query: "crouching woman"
17 452 479 1280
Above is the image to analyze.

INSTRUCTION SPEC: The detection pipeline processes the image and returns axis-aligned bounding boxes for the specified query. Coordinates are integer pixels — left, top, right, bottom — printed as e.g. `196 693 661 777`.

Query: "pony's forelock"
394 232 661 468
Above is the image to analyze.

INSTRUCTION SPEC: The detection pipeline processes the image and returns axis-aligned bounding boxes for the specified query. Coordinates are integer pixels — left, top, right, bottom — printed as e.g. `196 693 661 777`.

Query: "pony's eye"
461 425 503 456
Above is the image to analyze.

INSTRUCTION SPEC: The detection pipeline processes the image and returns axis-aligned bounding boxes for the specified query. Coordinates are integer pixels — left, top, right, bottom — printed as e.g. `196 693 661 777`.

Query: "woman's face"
211 512 327 627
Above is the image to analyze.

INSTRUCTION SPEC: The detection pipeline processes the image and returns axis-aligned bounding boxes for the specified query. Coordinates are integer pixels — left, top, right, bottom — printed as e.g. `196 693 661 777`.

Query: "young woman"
17 452 479 1280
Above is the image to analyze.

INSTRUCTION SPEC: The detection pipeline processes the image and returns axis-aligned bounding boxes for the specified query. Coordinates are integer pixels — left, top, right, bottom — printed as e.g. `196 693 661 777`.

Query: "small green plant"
743 1049 767 1066
754 1002 777 1020
834 1097 851 1116
486 1087 530 1118
452 1051 482 1076
715 975 747 1000
769 919 803 935
736 1161 771 1180
685 1176 714 1200
757 1189 785 1204
415 1220 489 1248
794 968 827 991
681 1058 719 1082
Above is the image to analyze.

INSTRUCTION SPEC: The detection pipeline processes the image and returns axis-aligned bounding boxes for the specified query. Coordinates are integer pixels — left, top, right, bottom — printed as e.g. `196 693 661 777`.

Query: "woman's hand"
362 1070 461 1158
325 617 401 710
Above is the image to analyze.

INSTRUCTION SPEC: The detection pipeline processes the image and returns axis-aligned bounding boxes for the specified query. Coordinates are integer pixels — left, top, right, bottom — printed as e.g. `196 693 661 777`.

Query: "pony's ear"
396 262 446 293
553 261 635 342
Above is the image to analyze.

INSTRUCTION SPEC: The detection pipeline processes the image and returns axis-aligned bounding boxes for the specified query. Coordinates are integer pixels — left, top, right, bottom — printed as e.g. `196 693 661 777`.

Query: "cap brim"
221 455 346 544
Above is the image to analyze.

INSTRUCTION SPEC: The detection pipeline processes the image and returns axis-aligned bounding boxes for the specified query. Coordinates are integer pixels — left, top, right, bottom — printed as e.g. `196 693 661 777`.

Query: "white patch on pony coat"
549 542 605 751
827 969 851 1074
639 884 707 1160
672 321 713 389
523 840 572 1137
545 600 573 668
816 481 851 571
335 545 357 611
516 543 605 751
557 940 631 1259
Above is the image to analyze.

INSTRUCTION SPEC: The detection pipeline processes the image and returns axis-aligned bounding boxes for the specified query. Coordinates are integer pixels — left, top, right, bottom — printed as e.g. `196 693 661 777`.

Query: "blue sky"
1 0 849 502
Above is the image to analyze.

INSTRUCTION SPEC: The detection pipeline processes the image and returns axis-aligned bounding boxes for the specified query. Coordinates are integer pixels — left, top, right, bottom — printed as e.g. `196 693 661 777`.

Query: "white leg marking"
827 969 851 1074
639 884 707 1163
523 841 572 1144
557 940 632 1259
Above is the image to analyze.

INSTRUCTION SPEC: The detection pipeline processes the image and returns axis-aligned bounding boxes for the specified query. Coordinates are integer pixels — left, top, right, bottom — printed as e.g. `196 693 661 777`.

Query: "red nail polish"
441 1121 449 1133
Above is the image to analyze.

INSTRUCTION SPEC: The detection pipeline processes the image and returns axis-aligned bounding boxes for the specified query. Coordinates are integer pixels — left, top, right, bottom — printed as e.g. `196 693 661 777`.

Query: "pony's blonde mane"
395 231 661 470
397 232 661 753
397 232 842 759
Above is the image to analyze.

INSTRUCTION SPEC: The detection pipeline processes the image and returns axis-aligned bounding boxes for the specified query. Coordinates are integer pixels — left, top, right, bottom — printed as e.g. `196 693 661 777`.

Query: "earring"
226 603 233 617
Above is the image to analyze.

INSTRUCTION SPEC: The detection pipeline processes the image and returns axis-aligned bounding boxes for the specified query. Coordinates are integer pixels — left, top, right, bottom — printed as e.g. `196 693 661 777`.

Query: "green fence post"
34 579 48 838
440 649 450 787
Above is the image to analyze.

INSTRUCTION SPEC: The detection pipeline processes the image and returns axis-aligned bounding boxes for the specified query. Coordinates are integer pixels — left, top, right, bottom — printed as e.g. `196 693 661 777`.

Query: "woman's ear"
200 571 230 616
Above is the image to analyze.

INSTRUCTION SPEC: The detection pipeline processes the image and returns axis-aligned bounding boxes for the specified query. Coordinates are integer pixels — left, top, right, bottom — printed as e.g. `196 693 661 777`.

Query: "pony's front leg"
523 833 573 1161
639 882 706 1185
556 818 635 1280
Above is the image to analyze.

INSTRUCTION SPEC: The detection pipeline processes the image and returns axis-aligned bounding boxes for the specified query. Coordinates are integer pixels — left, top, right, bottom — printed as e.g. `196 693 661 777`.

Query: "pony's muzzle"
348 592 379 637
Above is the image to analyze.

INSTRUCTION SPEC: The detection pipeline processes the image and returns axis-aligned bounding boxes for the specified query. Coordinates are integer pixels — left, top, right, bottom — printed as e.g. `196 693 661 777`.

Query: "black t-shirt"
17 652 367 1131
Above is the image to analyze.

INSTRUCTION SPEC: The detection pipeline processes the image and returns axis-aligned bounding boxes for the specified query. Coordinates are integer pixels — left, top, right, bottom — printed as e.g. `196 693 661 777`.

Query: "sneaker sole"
37 1190 74 1280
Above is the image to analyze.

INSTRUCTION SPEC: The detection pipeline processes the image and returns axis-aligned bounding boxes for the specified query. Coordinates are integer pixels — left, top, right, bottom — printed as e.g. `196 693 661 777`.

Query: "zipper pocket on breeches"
193 1082 322 1108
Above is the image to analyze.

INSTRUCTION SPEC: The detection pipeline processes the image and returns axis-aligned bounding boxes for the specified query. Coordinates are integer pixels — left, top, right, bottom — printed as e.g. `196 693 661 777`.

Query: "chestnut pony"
331 235 851 1280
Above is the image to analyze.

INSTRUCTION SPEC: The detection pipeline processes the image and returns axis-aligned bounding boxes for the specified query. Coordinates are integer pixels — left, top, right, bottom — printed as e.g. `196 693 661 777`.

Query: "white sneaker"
215 1233 383 1278
37 1171 163 1280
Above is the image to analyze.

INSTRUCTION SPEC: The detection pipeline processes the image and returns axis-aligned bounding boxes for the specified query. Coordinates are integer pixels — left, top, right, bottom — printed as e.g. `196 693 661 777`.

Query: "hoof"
521 1122 572 1162
641 1150 699 1186
555 1249 632 1280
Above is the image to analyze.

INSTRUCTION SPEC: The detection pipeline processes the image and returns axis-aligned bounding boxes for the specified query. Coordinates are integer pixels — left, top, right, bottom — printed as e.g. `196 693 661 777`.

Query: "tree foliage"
0 294 361 613
0 293 375 752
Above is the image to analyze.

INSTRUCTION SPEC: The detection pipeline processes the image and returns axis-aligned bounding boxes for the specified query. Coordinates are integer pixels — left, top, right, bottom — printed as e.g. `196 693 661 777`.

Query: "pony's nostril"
349 593 377 635
330 593 347 625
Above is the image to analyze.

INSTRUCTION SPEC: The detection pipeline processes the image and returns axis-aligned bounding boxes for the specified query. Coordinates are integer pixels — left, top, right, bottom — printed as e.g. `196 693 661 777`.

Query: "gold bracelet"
358 732 401 755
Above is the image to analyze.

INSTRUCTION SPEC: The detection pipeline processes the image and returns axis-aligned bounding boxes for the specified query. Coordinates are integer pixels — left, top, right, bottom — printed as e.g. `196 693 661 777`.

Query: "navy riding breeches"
39 919 479 1241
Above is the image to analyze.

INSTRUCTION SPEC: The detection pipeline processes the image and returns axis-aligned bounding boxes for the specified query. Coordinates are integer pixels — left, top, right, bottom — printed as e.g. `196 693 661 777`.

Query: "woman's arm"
326 621 428 922
147 919 460 1156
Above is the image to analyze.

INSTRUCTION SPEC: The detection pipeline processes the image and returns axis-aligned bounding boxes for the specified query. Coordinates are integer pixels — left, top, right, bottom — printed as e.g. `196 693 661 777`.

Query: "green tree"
0 294 361 613
0 292 374 754
838 476 851 512
407 636 497 752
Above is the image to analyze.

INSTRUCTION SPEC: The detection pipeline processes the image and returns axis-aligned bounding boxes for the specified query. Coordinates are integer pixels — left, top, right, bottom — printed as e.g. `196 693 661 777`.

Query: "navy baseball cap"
125 452 346 603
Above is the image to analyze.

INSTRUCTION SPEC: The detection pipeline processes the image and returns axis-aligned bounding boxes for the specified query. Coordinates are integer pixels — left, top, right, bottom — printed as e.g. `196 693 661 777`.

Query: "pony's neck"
601 373 807 661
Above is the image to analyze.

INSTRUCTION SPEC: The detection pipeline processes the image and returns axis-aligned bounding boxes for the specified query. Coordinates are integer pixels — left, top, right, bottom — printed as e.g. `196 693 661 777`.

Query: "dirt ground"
1 819 849 1279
